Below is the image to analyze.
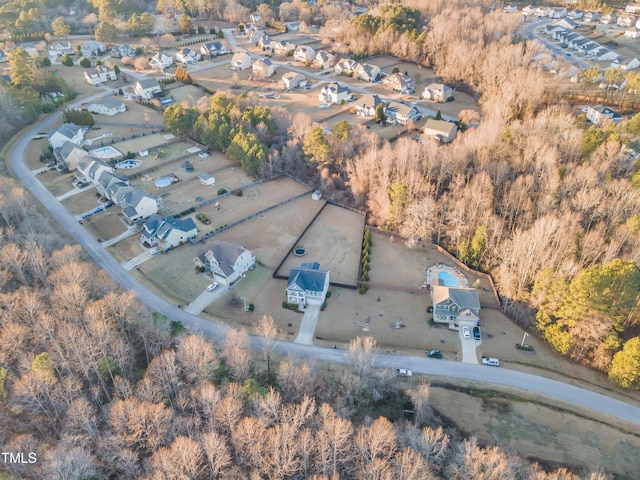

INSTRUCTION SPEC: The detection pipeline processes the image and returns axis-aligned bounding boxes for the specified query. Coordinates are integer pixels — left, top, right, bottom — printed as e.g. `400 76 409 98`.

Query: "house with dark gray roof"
140 213 197 250
193 240 256 286
120 189 160 223
134 78 162 99
286 262 330 309
431 285 480 326
54 142 88 171
200 41 226 57
48 123 84 149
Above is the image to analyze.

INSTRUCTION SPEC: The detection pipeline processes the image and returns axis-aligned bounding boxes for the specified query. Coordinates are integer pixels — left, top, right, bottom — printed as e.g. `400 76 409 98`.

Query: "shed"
198 173 216 185
312 190 322 201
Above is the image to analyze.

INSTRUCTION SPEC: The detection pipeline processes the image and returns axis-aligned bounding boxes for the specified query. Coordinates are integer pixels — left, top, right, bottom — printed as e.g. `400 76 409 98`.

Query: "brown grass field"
276 203 365 286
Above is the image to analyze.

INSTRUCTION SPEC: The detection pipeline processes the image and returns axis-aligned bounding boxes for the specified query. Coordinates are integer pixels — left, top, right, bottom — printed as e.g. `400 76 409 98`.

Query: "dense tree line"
0 175 615 477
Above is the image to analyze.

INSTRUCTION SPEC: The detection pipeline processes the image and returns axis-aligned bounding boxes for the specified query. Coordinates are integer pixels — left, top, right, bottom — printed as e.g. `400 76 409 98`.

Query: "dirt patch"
277 203 365 286
428 382 640 479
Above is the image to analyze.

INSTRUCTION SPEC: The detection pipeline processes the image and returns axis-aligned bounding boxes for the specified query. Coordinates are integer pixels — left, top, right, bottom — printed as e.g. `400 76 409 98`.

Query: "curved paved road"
7 100 640 427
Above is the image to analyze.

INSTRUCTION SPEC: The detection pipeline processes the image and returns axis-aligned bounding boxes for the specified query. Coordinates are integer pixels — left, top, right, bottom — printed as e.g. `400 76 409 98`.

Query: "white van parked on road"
482 357 500 367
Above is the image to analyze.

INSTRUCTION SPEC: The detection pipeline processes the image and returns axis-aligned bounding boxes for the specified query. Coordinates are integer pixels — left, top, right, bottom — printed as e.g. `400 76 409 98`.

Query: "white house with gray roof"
140 213 197 250
120 189 160 223
134 78 162 99
200 41 226 57
176 47 201 65
354 63 381 82
385 101 420 125
423 83 453 102
84 65 117 85
193 240 256 286
319 82 352 104
87 97 126 116
48 123 84 149
286 262 330 309
431 285 480 326
150 51 174 70
294 45 315 63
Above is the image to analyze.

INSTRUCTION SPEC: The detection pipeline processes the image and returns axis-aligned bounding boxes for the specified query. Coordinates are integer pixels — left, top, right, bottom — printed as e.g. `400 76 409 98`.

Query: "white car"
462 326 471 339
150 247 161 255
206 282 218 292
482 357 500 367
395 368 412 377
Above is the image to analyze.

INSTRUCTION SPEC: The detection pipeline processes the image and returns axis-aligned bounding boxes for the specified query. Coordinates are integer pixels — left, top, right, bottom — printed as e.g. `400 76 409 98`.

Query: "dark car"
426 349 442 359
473 326 481 340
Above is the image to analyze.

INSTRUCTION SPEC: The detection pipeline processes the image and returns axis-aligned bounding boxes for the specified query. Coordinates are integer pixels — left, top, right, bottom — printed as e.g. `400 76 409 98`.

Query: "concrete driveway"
459 323 479 364
294 304 321 345
184 285 227 314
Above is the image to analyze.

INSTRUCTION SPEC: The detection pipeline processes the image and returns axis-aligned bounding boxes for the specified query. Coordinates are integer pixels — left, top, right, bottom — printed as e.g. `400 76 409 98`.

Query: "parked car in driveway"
426 350 442 359
396 368 413 377
462 326 471 338
206 282 218 291
473 326 481 340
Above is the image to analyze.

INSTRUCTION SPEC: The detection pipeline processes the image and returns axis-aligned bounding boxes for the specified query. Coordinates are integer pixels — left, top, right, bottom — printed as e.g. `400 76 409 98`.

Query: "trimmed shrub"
234 188 243 196
217 187 227 195
80 57 92 68
359 283 369 295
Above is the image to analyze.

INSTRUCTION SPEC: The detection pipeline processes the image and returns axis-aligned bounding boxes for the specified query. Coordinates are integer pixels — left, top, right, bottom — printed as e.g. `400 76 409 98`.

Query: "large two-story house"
193 240 256 286
431 285 481 327
140 214 197 251
286 262 330 310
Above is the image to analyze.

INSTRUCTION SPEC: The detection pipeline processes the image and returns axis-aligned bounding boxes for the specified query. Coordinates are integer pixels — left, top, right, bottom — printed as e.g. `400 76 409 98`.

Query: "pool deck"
425 264 470 288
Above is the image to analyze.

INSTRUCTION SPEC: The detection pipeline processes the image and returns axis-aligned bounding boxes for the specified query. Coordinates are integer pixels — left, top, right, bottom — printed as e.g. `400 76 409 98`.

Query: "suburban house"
314 51 338 69
431 285 481 326
54 142 88 171
354 94 382 117
286 262 330 309
423 119 458 143
231 51 252 70
250 13 262 23
385 101 420 125
120 189 160 223
150 51 174 70
586 105 623 125
252 57 276 78
140 214 197 251
258 35 272 51
282 71 307 89
176 47 201 65
382 73 415 94
294 45 315 63
503 5 517 13
81 40 107 57
110 44 136 58
48 123 84 149
619 16 635 27
249 29 268 44
335 58 359 75
76 158 113 187
318 82 352 104
20 42 45 57
423 83 453 102
200 41 226 57
627 4 640 13
87 97 126 116
625 27 640 39
83 65 117 85
134 78 162 100
584 11 600 22
567 9 583 19
611 56 640 70
272 40 296 56
549 7 568 19
193 240 256 286
49 40 74 56
354 63 381 82
601 13 618 25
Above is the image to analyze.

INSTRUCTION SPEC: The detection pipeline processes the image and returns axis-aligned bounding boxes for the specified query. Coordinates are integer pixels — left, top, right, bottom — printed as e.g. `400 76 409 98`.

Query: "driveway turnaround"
7 93 640 427
459 325 479 364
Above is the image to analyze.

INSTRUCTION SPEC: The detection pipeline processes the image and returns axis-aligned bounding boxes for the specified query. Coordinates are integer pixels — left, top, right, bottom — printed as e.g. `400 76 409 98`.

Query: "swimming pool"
92 146 123 159
155 177 173 188
438 271 460 287
115 159 141 169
